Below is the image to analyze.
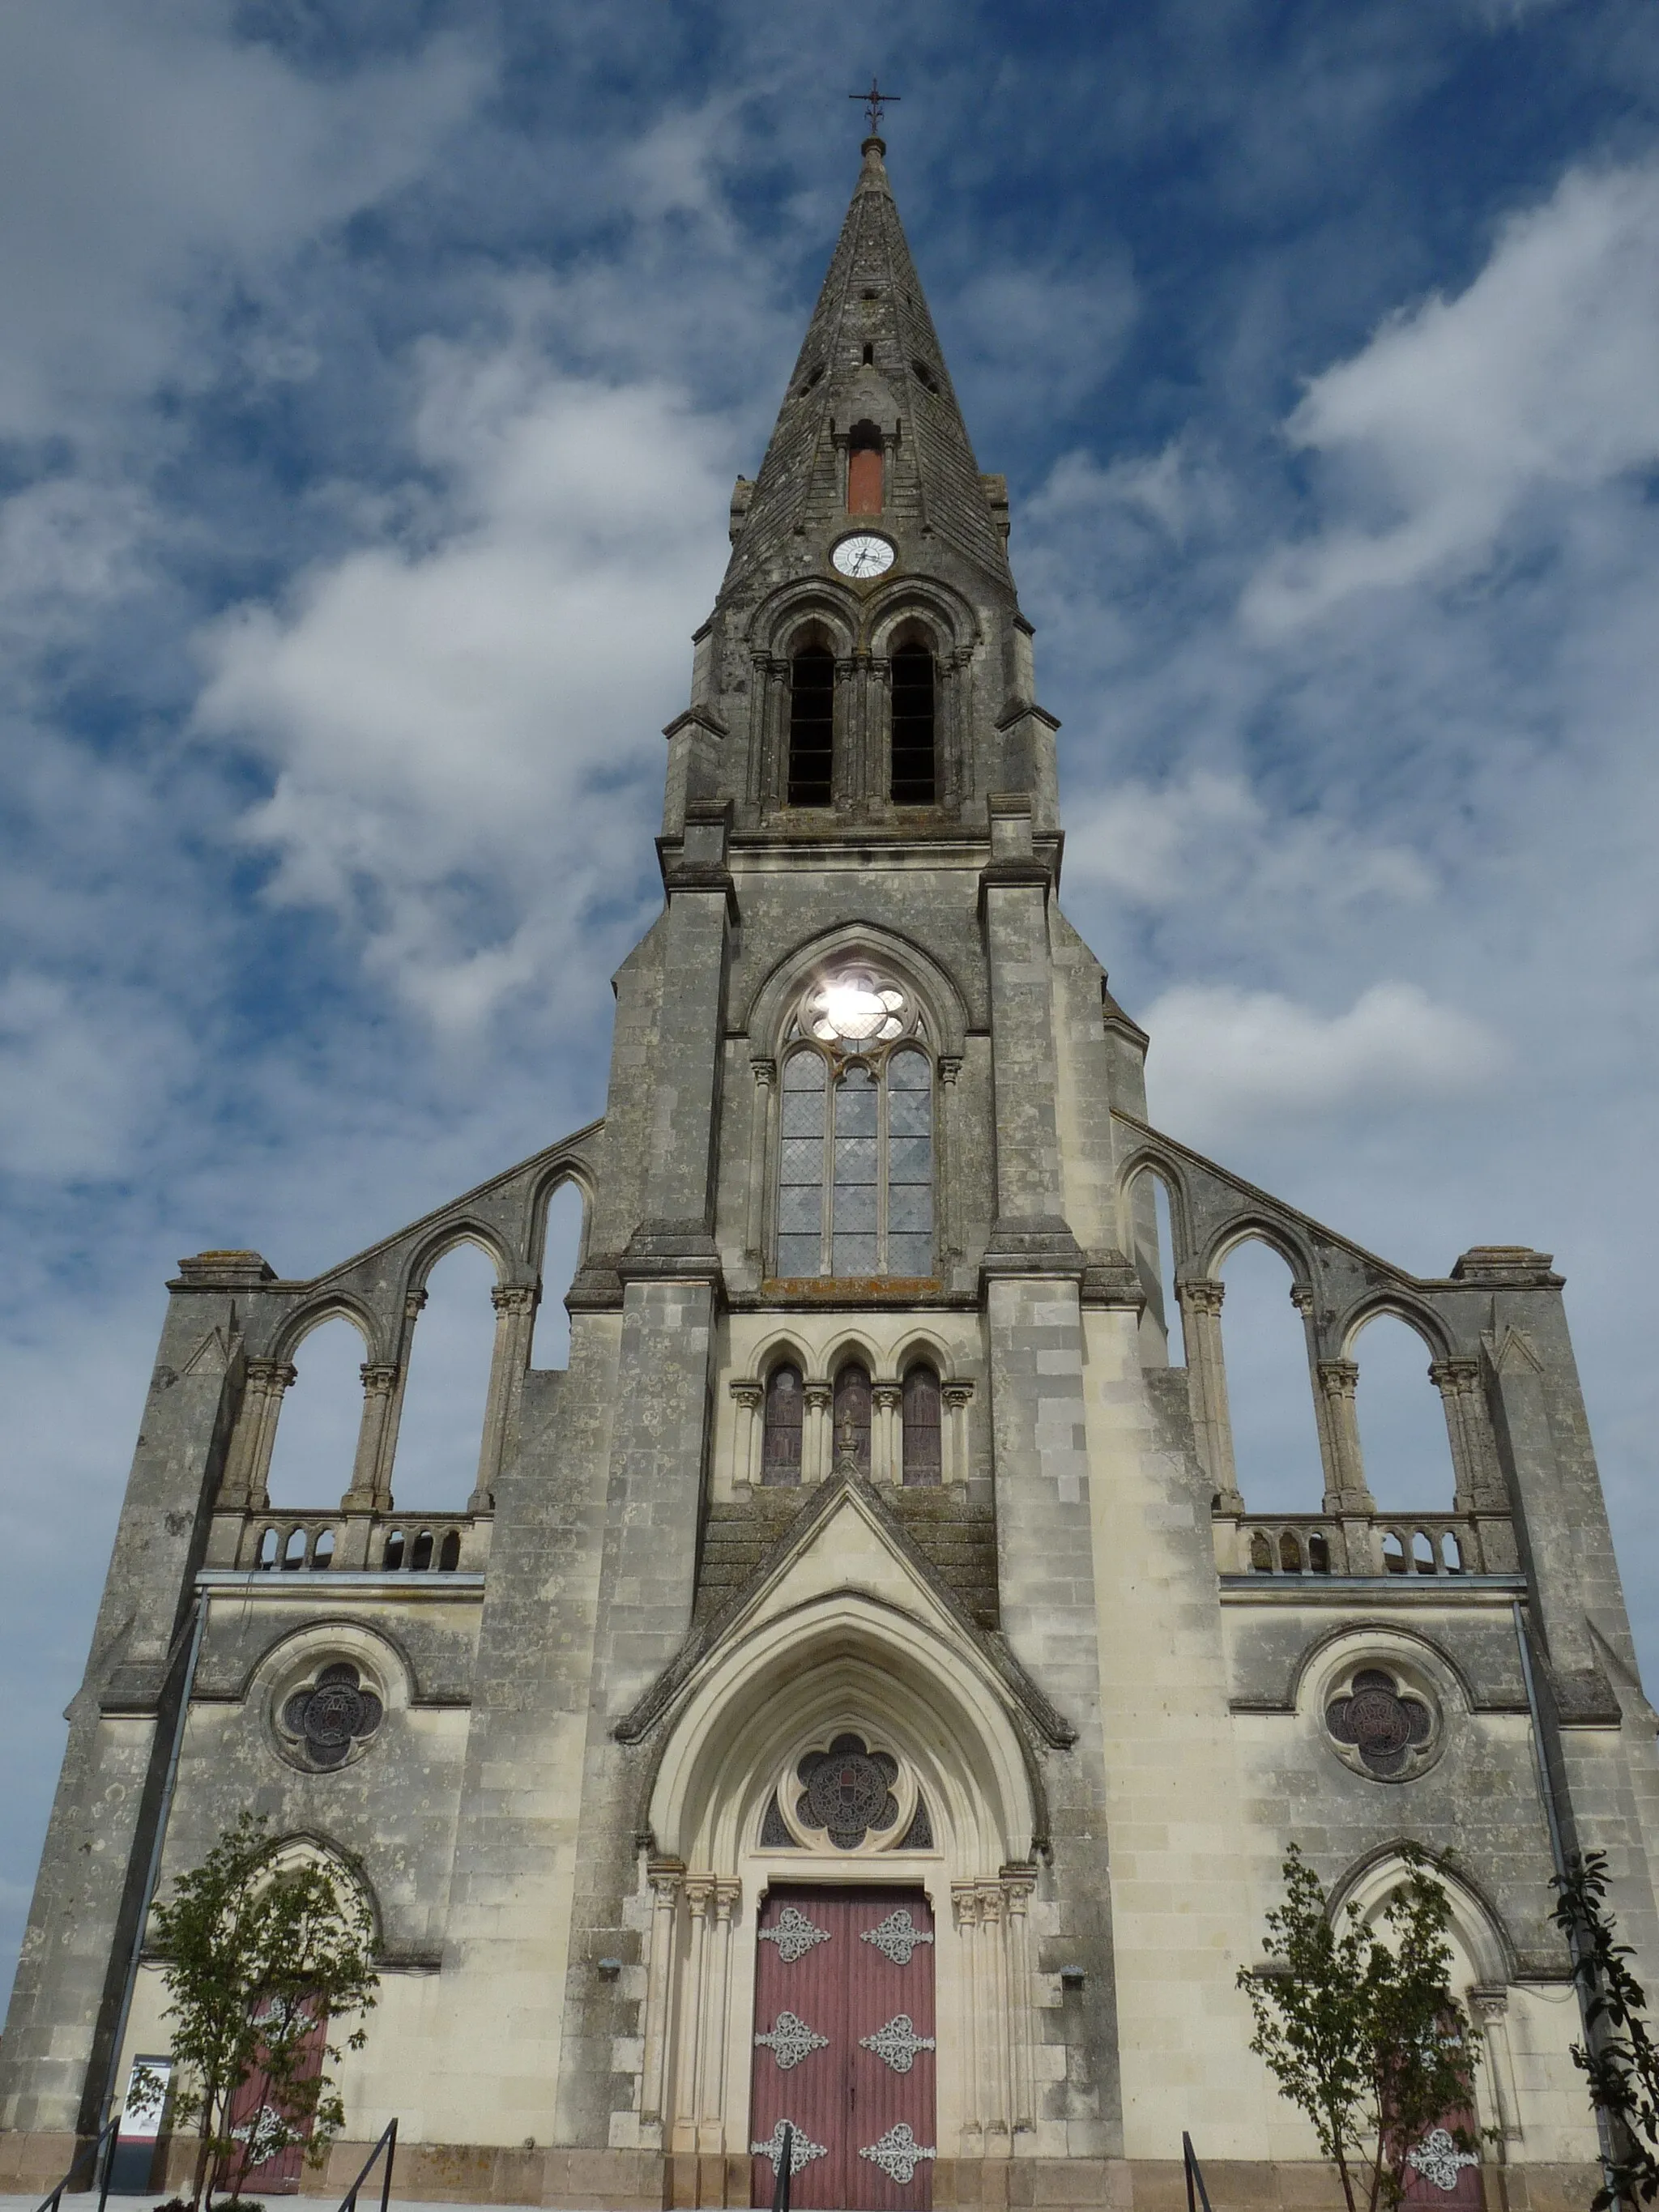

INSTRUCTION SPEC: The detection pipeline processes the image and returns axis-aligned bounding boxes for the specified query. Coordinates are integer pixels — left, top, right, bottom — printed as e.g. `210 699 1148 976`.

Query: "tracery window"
762 1363 804 1485
901 1363 942 1486
773 970 935 1281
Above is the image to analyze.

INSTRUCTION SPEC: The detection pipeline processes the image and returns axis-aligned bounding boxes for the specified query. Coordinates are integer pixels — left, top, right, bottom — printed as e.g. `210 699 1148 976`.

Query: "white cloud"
194 331 736 1032
0 972 183 1180
1245 160 1659 629
0 2 488 440
1141 981 1507 1146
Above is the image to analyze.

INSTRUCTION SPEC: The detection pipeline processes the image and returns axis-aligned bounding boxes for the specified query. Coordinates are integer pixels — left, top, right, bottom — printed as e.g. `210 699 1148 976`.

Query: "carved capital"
730 1381 763 1413
1429 1356 1480 1394
246 1358 296 1394
713 1879 741 1923
951 1885 983 1929
937 1055 962 1085
360 1362 399 1399
683 1876 715 1917
404 1288 429 1321
872 1383 902 1413
753 1059 777 1090
1177 1277 1225 1317
492 1284 539 1318
1316 1357 1360 1400
804 1383 832 1413
941 1381 974 1410
1469 1985 1509 2023
1290 1283 1315 1316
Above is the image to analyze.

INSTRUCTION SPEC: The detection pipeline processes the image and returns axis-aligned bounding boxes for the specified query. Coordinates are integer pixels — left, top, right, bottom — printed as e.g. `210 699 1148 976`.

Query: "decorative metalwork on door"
750 1887 937 2210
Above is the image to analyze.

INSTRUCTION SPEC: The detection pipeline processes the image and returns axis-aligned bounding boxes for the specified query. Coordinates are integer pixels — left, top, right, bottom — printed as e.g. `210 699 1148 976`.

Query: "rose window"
1325 1666 1436 1780
796 1734 901 1848
808 971 907 1045
279 1661 384 1771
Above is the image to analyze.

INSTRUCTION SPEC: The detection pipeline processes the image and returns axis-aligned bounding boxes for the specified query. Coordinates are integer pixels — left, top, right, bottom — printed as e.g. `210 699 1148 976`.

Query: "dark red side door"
750 1886 936 2212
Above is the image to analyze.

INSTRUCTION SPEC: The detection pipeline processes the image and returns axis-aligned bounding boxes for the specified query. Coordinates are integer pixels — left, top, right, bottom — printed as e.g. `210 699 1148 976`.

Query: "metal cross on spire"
850 76 900 135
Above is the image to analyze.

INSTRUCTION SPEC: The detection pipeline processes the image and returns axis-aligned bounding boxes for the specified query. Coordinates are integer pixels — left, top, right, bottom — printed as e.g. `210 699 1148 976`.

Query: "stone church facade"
2 137 1654 2212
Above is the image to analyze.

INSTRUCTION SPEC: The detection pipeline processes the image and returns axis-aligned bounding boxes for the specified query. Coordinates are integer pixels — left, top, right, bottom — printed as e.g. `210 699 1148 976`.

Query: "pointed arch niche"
529 1177 586 1371
1215 1239 1326 1515
632 1591 1044 2172
1349 1311 1458 1511
262 1315 368 1510
391 1242 499 1511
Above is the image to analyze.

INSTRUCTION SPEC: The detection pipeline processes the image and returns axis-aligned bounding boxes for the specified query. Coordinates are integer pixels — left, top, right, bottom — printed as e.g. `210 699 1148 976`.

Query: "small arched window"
412 1529 435 1571
787 645 834 806
902 1364 942 1486
847 421 883 514
382 1528 406 1571
889 644 936 804
438 1529 462 1571
283 1528 307 1571
762 1364 804 1485
833 1362 872 1477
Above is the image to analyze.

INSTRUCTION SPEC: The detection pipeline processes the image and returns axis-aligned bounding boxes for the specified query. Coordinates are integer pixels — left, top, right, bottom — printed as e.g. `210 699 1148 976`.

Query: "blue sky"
4 0 1659 1996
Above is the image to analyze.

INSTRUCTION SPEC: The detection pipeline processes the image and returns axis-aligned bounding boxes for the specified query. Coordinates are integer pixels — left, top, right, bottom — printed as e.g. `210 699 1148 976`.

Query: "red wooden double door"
750 1886 937 2211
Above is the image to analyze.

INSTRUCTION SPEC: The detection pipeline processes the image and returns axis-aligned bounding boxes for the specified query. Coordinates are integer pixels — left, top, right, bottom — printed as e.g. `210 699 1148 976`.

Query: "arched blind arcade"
787 646 834 806
773 1038 934 1281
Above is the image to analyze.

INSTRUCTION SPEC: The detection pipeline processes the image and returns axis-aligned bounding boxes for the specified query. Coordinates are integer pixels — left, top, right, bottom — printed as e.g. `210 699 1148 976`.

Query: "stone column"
1316 1357 1375 1514
942 1380 973 1488
671 1879 712 2152
220 1358 295 1511
470 1283 537 1513
1470 1987 1521 2141
1175 1279 1243 1514
341 1361 399 1515
639 1862 684 2136
873 1382 902 1483
978 1882 1010 2144
729 1383 762 1490
1003 1871 1036 2136
698 1880 740 2151
951 1886 984 2152
936 1054 961 1267
1431 1356 1506 1515
745 1061 774 1279
804 1383 831 1485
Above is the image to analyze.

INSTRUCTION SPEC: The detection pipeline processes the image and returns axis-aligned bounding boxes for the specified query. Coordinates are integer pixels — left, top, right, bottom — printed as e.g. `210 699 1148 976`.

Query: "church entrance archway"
750 1886 936 2212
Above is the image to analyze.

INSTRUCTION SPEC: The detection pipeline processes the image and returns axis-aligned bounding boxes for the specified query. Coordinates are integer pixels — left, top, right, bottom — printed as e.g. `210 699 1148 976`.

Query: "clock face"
831 532 896 579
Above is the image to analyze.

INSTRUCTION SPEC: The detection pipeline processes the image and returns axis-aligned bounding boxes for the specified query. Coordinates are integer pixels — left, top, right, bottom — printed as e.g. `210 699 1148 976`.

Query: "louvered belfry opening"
889 643 936 803
788 644 835 805
847 420 884 514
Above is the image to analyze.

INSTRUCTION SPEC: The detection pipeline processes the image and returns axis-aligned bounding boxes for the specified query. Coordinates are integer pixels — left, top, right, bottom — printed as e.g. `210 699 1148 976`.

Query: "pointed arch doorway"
750 1885 936 2211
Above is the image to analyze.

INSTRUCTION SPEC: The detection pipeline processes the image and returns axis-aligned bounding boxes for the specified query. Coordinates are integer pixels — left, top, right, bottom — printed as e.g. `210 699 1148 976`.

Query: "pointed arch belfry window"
787 644 834 806
889 644 936 804
771 971 935 1281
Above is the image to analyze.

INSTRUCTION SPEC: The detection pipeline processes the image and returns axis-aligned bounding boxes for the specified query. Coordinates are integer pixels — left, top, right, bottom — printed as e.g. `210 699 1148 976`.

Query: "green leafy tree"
1236 1844 1484 2212
1550 1848 1659 2209
138 1813 379 2210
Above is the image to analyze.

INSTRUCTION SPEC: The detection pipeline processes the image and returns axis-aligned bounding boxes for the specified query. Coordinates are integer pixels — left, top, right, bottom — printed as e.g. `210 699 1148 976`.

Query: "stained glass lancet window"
762 1365 804 1485
833 1066 879 1275
902 1364 942 1486
776 1054 827 1278
885 1049 933 1276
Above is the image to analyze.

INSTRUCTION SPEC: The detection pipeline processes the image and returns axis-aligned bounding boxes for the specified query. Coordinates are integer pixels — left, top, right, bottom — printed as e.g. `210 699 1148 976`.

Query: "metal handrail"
1183 2130 1214 2212
33 2114 121 2212
335 2116 397 2212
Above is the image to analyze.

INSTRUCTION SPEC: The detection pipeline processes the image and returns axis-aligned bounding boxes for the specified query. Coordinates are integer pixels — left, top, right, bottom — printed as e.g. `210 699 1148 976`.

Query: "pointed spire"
721 139 1009 593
